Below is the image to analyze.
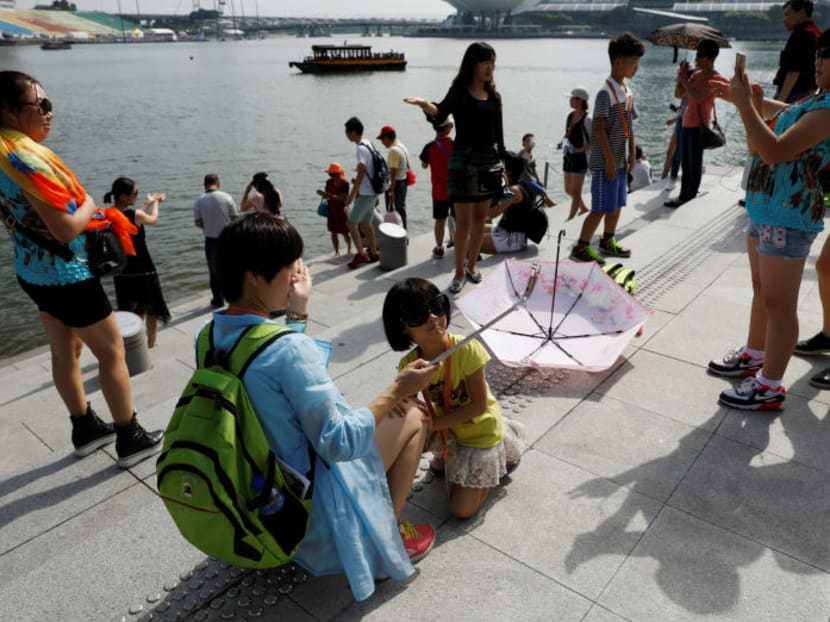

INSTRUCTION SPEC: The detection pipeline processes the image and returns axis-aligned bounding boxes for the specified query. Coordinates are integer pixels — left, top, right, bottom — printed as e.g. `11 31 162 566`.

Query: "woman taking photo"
241 171 283 217
105 177 171 349
706 47 830 410
0 71 162 467
405 41 506 295
212 213 437 601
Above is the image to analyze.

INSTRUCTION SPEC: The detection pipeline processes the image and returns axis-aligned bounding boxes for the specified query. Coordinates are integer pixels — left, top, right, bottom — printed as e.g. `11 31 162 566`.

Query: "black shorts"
433 199 451 220
18 276 112 328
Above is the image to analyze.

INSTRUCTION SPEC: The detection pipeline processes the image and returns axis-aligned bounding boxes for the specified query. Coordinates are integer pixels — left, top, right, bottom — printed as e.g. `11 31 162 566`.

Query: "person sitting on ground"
383 277 525 519
517 132 556 207
105 177 171 348
705 41 830 410
480 151 549 255
420 117 455 258
0 70 162 468
241 171 283 217
628 145 652 192
212 213 437 601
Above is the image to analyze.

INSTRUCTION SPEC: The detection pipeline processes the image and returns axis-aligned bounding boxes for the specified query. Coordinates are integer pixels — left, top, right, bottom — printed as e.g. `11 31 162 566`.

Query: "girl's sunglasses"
401 294 449 327
20 98 53 116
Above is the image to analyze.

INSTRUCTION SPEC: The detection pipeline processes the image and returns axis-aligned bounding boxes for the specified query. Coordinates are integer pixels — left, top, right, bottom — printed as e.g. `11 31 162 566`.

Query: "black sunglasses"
401 294 449 328
19 98 52 116
817 47 830 60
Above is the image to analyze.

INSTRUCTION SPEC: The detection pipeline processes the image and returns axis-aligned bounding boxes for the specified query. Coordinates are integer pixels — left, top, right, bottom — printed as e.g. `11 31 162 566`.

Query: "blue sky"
18 0 454 18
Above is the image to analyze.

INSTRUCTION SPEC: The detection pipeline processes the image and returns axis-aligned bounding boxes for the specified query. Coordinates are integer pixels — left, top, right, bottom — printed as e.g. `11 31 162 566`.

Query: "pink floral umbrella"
454 258 651 371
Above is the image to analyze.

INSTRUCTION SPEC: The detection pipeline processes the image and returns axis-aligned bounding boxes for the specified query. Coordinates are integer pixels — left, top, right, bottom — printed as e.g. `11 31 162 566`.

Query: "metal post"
544 161 549 188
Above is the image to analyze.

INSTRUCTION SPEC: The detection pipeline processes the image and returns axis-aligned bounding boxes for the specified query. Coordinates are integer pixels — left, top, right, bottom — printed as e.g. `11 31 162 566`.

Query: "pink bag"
384 210 403 226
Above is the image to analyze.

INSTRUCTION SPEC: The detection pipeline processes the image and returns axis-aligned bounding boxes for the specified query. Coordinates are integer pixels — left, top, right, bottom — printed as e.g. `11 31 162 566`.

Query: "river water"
0 36 779 357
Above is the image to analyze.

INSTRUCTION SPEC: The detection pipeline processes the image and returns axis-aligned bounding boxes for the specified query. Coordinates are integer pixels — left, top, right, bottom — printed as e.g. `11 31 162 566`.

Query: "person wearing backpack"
208 213 437 600
343 116 383 269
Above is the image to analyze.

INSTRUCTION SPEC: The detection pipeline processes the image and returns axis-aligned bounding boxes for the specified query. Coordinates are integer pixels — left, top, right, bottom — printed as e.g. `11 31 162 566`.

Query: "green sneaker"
570 244 605 265
599 235 631 258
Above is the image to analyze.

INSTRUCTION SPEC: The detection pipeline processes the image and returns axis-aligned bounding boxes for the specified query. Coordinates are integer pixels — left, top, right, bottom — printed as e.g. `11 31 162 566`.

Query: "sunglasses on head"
817 47 830 60
401 293 449 328
19 98 52 116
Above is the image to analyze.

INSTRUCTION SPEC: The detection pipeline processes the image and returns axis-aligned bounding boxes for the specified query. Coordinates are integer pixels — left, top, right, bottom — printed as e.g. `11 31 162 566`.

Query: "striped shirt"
589 77 638 172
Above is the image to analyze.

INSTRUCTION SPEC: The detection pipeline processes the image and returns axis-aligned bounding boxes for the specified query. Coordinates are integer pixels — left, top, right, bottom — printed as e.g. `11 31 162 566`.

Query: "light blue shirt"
206 312 414 601
746 92 830 233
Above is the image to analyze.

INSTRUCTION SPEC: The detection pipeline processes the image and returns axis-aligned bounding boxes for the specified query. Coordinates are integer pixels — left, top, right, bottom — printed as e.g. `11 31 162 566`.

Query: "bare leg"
602 208 622 237
465 200 490 275
331 232 340 257
448 484 491 519
746 236 766 351
577 211 603 247
343 233 352 254
347 221 364 258
453 202 473 281
360 221 378 256
375 405 428 519
574 174 589 215
815 236 830 334
75 313 135 425
661 132 677 180
564 173 578 220
40 312 87 415
758 253 807 380
146 314 159 349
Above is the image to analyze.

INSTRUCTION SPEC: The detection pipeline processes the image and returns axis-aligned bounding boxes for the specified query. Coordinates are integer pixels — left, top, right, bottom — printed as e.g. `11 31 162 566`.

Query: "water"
0 37 779 357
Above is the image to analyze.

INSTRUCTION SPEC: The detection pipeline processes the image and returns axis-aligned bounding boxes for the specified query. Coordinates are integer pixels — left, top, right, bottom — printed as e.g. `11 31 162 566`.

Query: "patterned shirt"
590 77 638 172
746 92 830 233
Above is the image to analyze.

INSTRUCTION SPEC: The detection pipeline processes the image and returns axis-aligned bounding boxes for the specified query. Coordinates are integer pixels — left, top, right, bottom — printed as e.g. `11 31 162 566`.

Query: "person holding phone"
706 41 830 410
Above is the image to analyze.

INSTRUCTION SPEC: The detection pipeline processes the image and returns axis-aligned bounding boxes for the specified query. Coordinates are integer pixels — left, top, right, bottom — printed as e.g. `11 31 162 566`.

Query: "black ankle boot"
70 403 116 457
115 414 163 469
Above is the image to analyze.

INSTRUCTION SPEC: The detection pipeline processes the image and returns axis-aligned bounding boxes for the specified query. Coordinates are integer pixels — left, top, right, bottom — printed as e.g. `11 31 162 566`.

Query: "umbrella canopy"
649 22 731 51
454 259 651 371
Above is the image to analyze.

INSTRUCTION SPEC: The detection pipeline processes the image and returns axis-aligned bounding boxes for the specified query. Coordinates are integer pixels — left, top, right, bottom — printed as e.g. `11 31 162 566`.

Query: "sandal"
448 279 465 295
465 268 483 284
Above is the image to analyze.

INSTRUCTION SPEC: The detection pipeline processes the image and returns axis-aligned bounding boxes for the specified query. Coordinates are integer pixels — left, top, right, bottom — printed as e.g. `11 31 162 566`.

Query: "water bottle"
252 475 285 516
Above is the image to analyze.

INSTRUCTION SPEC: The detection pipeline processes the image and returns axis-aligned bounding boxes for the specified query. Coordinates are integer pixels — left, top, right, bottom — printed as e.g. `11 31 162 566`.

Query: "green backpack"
156 321 313 569
603 262 637 296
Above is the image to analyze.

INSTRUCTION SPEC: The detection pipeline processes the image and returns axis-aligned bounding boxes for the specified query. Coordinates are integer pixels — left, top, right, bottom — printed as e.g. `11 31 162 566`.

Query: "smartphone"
735 52 746 74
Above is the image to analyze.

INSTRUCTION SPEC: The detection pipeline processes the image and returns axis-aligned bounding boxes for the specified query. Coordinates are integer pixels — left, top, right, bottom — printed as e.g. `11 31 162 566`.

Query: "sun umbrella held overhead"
454 258 652 372
649 23 731 62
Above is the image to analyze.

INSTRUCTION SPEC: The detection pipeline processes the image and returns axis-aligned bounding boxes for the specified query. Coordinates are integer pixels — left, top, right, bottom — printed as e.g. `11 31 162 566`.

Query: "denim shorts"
746 220 817 259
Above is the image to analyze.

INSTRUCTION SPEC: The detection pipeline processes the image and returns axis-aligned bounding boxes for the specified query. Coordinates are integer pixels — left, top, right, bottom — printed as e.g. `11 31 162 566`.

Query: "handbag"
406 168 416 186
85 228 127 277
467 160 506 196
699 103 726 150
316 198 330 218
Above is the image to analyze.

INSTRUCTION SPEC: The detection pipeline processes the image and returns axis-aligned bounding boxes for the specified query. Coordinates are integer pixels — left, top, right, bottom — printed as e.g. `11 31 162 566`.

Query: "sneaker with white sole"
570 244 605 265
707 348 764 378
794 331 830 355
70 404 116 457
718 376 785 411
115 415 163 468
398 520 435 563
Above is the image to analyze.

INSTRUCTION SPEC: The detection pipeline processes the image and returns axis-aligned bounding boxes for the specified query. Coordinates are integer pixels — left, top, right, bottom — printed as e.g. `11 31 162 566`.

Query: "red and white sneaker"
708 348 763 378
398 520 435 563
718 376 785 411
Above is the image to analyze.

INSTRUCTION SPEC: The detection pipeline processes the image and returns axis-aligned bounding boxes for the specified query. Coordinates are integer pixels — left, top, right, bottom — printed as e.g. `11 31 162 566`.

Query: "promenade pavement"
2 165 829 621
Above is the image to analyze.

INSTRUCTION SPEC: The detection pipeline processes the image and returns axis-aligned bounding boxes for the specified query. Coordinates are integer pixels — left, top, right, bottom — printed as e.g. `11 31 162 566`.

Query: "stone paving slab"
2 166 829 621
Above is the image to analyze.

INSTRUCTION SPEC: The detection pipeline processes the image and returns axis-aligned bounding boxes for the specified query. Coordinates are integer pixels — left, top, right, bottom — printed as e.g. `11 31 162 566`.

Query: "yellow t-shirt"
387 143 409 181
398 333 503 449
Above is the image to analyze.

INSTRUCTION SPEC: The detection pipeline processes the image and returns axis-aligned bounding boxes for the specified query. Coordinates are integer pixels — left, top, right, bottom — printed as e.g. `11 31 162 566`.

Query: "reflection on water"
0 37 779 357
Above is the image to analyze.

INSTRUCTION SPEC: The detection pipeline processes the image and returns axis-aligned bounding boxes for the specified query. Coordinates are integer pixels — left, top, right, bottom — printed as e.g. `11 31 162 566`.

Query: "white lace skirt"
430 418 525 488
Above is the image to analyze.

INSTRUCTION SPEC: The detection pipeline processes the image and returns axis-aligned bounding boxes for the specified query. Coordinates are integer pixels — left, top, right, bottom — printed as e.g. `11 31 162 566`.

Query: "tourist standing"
343 116 381 269
559 87 591 220
316 162 351 257
105 177 171 348
419 117 455 258
378 125 411 229
773 0 822 103
570 32 644 264
404 41 506 295
706 49 830 410
0 71 162 467
241 171 283 217
193 173 238 308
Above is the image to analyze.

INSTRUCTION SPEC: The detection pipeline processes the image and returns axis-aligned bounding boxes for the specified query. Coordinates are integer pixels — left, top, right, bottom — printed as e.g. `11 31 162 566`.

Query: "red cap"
376 125 395 139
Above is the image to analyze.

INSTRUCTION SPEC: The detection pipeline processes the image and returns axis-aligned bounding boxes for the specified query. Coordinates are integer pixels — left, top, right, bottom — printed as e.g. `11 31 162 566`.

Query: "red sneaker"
399 520 435 563
347 253 369 269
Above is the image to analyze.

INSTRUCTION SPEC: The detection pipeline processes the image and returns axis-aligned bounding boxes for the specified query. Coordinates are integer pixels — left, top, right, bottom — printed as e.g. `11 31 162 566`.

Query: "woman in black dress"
105 177 170 348
405 42 505 295
559 87 591 220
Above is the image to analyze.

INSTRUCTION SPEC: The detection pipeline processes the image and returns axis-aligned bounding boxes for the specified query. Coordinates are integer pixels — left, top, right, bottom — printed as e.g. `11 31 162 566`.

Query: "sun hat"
325 162 345 176
569 87 590 102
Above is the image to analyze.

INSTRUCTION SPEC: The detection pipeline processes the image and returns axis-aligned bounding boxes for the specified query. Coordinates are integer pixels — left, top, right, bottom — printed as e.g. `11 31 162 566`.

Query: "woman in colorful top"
0 71 162 467
404 42 506 295
212 213 437 601
706 47 830 410
316 162 351 257
383 278 524 518
664 39 721 208
241 171 283 216
105 177 171 348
